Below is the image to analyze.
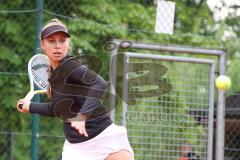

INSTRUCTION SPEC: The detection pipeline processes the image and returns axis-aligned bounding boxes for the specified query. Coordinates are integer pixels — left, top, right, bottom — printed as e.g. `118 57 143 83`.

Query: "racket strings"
30 55 49 90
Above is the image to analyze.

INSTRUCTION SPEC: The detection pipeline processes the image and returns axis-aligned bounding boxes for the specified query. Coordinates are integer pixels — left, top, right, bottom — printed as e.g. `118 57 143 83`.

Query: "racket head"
28 54 49 90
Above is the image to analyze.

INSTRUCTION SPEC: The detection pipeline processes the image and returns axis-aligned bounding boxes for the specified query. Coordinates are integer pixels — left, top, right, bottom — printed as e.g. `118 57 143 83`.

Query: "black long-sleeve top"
29 55 112 143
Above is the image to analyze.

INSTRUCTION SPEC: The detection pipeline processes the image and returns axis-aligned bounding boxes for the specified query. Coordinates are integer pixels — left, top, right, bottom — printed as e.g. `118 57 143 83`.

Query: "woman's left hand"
69 114 88 137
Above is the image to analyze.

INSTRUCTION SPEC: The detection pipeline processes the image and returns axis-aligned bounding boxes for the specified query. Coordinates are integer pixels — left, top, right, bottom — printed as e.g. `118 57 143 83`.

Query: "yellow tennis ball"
215 75 231 90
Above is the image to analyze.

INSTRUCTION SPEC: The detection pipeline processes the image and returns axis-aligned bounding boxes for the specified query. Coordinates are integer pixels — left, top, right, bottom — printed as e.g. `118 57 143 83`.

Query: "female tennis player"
16 18 134 160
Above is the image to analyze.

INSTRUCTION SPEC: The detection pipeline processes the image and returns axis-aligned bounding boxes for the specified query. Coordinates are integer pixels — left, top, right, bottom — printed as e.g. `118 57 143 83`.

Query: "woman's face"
41 32 70 68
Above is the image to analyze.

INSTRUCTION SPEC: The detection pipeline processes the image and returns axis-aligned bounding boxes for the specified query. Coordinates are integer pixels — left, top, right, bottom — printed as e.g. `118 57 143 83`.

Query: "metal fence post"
109 44 118 122
215 52 227 160
7 131 13 160
32 0 43 160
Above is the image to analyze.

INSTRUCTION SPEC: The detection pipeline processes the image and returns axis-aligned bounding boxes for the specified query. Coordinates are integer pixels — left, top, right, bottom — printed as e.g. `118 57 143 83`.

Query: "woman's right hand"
16 99 30 113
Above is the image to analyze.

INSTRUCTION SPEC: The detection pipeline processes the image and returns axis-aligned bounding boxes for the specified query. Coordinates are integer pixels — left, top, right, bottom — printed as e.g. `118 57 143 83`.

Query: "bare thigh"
105 150 134 160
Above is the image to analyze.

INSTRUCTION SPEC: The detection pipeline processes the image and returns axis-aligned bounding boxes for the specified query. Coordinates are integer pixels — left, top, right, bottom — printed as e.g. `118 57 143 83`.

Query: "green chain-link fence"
1 0 240 159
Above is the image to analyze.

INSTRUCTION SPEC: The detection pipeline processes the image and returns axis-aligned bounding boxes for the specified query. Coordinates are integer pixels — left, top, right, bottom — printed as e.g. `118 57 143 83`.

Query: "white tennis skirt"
61 124 134 160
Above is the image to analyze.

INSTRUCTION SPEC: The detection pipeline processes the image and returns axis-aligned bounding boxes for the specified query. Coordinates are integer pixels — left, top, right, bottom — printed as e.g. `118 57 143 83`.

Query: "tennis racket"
18 54 49 109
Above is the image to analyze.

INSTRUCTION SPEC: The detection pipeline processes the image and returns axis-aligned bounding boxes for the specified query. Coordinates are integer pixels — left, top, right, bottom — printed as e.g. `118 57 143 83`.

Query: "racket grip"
18 104 23 109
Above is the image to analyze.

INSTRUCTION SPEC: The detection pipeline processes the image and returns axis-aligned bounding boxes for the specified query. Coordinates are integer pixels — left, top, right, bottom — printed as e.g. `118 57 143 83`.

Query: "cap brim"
41 25 70 38
42 30 70 38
